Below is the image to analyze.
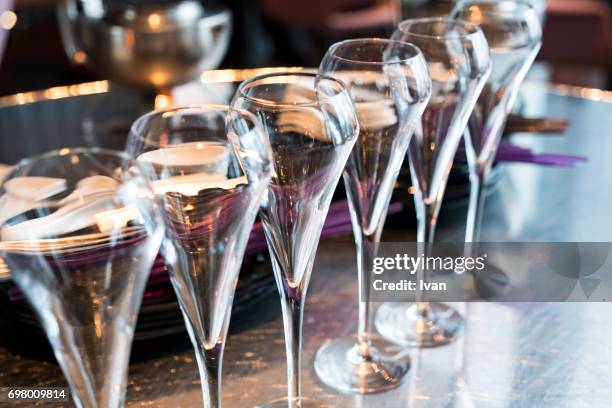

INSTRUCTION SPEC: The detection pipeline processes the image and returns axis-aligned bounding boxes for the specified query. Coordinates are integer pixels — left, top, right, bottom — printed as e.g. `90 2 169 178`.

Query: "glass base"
473 265 511 299
257 397 327 408
314 335 410 394
375 302 463 347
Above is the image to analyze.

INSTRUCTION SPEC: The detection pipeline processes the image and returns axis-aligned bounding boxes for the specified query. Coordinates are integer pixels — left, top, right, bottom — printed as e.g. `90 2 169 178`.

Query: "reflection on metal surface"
0 69 312 107
0 81 109 106
0 67 611 408
546 83 612 103
0 84 611 406
56 0 233 88
0 71 608 108
200 67 308 84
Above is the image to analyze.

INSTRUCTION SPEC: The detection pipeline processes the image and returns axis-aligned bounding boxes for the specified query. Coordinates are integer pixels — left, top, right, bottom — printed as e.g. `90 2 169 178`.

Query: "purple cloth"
7 200 403 302
458 142 587 167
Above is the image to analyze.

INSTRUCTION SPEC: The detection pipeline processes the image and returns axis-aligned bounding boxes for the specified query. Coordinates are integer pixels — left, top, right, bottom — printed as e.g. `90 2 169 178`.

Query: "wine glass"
231 72 359 408
0 148 164 408
314 39 431 393
375 18 491 347
127 105 272 408
450 0 542 244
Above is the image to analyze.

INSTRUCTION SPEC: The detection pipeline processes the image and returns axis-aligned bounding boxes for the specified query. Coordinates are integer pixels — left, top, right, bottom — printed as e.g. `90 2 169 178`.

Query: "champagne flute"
0 148 164 408
450 0 542 243
375 18 491 347
231 72 359 408
127 105 272 408
314 39 431 393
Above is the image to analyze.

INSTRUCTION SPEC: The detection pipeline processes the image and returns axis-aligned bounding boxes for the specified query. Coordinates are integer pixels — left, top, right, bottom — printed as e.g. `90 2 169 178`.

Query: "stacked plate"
0 251 275 344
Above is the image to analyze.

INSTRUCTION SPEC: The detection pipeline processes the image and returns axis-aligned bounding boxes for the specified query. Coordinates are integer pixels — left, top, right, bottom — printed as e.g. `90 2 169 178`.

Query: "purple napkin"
7 200 403 302
494 143 587 167
458 142 587 167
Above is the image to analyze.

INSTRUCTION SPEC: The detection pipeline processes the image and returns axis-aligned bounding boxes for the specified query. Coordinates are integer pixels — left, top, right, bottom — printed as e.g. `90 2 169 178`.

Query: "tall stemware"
375 18 491 347
231 72 359 408
127 105 272 408
314 39 431 393
450 0 542 243
0 148 164 408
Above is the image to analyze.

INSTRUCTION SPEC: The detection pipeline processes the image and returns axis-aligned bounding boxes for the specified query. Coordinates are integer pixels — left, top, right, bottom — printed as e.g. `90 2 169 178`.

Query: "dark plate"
0 254 277 360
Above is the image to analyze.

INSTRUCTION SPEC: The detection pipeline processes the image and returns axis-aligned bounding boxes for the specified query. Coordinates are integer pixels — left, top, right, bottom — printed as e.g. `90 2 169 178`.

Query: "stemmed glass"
450 0 542 243
127 105 272 408
375 18 491 347
314 39 431 393
0 148 164 408
231 72 359 407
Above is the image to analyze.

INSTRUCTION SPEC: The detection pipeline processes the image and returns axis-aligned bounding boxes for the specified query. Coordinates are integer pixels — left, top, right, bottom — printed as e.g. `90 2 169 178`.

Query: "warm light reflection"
468 5 483 24
155 93 174 110
0 10 17 30
94 311 102 338
200 67 308 84
0 257 8 277
147 13 162 29
0 81 109 106
150 71 168 87
564 85 612 102
124 30 135 48
73 51 87 64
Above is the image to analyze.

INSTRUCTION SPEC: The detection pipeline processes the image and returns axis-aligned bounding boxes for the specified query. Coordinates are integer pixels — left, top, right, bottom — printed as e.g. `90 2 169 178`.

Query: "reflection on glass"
376 18 491 347
127 105 272 408
450 0 542 243
0 148 164 408
232 73 359 408
315 38 431 393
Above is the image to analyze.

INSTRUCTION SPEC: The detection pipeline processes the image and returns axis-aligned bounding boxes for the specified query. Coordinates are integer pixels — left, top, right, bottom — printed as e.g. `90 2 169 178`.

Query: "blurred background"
0 0 609 96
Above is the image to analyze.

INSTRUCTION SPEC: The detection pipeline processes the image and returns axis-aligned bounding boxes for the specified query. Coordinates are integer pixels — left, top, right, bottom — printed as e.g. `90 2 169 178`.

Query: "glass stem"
356 229 382 358
465 164 489 243
414 195 440 318
280 287 306 408
194 340 225 408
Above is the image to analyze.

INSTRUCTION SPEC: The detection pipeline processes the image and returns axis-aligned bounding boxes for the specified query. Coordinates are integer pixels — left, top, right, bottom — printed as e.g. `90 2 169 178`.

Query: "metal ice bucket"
57 0 232 89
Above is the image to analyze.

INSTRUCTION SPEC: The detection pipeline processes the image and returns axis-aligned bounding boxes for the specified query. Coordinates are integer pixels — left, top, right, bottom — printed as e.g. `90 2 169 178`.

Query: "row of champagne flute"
0 1 542 407
315 0 541 397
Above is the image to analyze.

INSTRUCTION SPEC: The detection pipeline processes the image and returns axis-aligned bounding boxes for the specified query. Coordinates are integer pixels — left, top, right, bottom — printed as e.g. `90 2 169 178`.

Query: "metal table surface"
0 81 612 407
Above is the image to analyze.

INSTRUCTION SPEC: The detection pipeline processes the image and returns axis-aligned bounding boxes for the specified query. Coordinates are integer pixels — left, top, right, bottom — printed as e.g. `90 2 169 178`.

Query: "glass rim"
129 103 260 149
453 0 540 15
325 38 423 67
396 17 484 41
235 71 350 109
7 147 134 179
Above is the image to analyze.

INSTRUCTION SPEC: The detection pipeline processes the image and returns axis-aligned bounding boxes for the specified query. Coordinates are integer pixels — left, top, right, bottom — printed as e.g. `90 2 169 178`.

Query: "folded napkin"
151 173 246 196
137 142 229 172
0 176 67 227
0 175 129 240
